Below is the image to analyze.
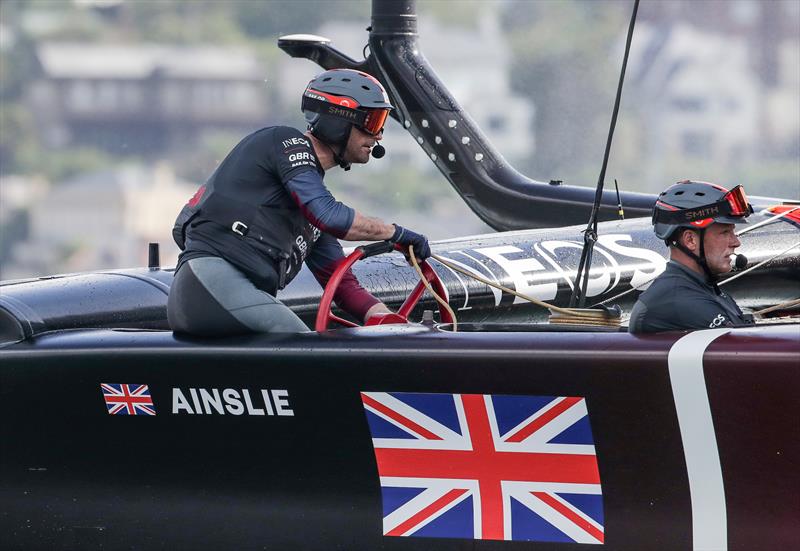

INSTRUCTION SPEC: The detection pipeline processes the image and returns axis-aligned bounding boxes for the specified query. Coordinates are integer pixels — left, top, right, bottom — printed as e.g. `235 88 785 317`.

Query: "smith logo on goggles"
653 185 754 225
302 93 390 136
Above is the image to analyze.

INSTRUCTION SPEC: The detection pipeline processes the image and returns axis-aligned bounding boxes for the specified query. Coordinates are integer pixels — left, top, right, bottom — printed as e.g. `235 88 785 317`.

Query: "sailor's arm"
343 213 394 240
346 214 431 260
285 172 430 259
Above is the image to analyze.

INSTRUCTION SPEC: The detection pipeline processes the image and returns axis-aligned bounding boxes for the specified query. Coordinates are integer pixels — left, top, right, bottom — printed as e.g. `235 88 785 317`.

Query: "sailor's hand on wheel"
390 224 431 260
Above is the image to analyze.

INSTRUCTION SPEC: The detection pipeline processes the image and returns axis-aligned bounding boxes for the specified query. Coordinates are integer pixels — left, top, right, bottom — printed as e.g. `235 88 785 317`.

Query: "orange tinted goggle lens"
724 185 750 215
362 108 389 135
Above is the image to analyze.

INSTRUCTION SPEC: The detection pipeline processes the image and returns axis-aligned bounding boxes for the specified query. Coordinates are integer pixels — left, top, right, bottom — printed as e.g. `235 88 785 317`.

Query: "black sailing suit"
628 260 753 334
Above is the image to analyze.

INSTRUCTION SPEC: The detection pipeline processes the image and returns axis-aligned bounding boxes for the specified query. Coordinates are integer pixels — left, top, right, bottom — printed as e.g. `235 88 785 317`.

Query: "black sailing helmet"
301 69 393 168
652 180 753 281
652 180 753 242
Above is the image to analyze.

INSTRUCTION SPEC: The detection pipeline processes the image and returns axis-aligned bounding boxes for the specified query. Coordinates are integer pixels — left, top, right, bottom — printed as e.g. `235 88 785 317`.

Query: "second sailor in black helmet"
628 180 755 334
168 69 431 336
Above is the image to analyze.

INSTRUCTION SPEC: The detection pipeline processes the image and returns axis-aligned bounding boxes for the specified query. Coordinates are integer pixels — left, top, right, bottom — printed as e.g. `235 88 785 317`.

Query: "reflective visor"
361 108 390 136
723 185 751 216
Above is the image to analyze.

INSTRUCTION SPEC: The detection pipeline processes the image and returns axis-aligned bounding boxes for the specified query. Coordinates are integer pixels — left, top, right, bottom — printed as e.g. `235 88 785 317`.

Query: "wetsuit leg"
168 257 310 335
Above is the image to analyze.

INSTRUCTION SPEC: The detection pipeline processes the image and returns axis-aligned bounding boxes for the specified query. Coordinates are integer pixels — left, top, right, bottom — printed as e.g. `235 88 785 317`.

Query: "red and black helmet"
302 69 393 149
652 180 753 241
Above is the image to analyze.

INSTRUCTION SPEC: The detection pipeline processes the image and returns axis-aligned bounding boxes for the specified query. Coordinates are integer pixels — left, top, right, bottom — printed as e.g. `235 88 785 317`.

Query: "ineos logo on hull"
435 234 667 309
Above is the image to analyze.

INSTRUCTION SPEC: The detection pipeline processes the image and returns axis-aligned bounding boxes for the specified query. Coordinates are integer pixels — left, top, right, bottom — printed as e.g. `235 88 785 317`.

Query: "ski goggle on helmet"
652 180 754 240
301 69 393 137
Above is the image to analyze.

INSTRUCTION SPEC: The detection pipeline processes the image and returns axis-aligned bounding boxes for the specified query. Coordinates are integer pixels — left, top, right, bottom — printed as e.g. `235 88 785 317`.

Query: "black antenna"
614 178 625 220
148 242 160 269
569 0 639 308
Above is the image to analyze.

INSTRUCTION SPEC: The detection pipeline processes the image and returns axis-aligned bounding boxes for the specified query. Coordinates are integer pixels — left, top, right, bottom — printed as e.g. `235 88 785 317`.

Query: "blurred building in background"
628 0 800 192
1 164 194 280
30 43 267 155
628 23 761 182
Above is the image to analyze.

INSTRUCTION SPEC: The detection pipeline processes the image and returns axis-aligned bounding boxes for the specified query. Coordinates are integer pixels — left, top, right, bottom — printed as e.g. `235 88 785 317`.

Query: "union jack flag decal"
101 383 156 416
361 392 604 543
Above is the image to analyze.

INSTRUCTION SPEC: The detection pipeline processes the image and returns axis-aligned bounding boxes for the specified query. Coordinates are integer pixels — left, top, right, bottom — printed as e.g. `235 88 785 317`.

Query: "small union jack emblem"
101 384 156 416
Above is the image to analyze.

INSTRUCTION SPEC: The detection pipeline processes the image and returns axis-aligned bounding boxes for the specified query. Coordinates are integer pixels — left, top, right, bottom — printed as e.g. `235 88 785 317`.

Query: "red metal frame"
396 261 453 323
315 246 453 331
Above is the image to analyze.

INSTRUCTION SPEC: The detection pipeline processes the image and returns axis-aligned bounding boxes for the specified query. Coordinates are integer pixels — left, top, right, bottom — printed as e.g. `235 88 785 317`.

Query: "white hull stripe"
668 329 730 551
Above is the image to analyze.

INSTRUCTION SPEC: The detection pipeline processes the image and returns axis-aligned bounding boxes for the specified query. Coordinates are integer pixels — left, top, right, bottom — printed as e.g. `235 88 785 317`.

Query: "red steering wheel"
315 241 453 331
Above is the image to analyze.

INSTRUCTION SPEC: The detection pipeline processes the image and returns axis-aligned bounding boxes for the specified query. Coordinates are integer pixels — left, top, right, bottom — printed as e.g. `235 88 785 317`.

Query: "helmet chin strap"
671 229 719 287
310 126 352 171
332 126 352 171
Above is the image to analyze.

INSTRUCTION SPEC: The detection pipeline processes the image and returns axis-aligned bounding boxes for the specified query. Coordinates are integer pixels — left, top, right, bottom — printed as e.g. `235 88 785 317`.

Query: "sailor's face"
343 126 383 164
703 223 741 274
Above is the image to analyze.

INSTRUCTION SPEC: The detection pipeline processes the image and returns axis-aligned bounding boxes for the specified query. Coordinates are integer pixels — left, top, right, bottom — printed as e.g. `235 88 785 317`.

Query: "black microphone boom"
371 143 385 158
